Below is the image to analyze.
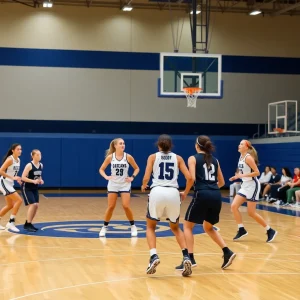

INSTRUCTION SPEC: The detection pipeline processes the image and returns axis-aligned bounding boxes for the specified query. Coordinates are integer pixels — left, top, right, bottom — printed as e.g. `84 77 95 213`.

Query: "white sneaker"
99 226 107 237
131 225 138 237
6 222 20 233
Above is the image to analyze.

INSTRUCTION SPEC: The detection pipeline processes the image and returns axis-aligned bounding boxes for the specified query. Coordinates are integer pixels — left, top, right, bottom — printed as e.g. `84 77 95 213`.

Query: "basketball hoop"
183 87 202 108
273 128 285 133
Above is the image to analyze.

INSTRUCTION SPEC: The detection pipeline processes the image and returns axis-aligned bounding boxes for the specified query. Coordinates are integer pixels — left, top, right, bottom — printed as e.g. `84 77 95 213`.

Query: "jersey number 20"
158 162 175 180
203 163 216 181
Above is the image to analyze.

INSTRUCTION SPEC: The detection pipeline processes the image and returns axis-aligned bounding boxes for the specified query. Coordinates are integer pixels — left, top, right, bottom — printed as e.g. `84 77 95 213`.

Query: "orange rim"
183 87 202 95
273 128 285 133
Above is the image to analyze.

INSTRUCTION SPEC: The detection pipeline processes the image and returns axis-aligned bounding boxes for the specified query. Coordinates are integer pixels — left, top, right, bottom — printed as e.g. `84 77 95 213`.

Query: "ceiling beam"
272 1 300 16
11 0 36 7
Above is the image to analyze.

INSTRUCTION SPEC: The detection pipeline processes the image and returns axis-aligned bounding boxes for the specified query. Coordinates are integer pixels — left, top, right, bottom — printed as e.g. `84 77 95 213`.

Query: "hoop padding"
183 87 202 108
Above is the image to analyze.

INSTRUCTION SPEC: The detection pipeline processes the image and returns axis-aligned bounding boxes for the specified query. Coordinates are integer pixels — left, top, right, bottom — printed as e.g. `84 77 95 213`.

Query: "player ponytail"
105 138 121 157
156 134 173 153
196 136 215 167
244 140 259 165
2 143 21 164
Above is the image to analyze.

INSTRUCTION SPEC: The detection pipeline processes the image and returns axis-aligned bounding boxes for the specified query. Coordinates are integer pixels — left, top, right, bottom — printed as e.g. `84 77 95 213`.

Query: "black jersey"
194 153 219 190
24 162 43 190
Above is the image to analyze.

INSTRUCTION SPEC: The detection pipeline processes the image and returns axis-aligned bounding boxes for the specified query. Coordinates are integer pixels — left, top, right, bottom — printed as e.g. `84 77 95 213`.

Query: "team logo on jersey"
12 220 217 238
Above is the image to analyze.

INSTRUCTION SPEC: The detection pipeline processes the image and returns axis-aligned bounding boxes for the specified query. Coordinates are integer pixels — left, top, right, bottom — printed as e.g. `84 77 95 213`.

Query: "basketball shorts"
21 186 39 206
238 179 260 202
0 178 16 196
147 186 180 224
107 181 131 194
185 189 222 225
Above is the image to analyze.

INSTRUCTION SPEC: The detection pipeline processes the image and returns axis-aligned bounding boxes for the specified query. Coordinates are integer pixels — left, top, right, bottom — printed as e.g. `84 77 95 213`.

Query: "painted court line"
1 252 299 267
245 257 300 263
10 272 300 300
2 243 300 255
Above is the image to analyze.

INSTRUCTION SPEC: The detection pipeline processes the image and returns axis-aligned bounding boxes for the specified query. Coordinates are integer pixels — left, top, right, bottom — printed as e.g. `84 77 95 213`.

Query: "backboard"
268 100 299 134
158 52 223 99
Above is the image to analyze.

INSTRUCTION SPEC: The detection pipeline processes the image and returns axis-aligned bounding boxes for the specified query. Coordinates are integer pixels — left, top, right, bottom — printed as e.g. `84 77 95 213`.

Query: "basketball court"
0 191 299 300
0 0 300 299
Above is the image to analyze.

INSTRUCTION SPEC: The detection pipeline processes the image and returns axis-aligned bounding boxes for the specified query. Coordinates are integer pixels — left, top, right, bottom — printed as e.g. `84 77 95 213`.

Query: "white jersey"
110 152 129 184
238 153 255 182
1 155 20 184
151 152 179 188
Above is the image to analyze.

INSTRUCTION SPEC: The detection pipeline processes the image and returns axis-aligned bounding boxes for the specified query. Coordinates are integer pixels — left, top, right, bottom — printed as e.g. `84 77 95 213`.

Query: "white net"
183 88 202 108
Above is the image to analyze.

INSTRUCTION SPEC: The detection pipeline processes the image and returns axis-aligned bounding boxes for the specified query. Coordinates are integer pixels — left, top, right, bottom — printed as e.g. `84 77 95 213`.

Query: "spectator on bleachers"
277 167 300 206
229 168 241 197
267 168 292 203
260 167 281 200
258 166 272 197
292 190 300 208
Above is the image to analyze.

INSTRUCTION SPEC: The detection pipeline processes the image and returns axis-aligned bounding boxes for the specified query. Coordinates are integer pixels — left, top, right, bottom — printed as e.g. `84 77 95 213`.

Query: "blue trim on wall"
0 48 158 70
0 119 264 136
1 47 300 74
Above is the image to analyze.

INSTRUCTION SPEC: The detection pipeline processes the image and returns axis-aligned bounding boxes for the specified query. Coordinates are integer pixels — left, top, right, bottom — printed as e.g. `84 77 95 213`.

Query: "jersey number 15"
158 162 175 180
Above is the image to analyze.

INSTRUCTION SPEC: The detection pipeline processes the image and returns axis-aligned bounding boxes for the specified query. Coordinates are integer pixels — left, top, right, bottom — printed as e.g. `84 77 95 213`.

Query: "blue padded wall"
0 133 246 189
253 142 300 173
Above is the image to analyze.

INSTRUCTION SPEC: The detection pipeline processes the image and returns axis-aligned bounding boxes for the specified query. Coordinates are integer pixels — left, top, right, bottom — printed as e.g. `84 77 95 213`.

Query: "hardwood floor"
0 191 299 300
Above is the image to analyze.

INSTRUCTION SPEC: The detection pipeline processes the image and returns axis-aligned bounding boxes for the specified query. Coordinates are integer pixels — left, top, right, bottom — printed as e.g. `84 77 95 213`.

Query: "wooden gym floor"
0 190 299 300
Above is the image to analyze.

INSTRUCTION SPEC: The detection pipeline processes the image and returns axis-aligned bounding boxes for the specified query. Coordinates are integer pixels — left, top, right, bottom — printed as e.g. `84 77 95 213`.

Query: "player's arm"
126 154 140 182
217 161 225 188
0 157 17 181
99 155 112 180
21 163 38 184
187 156 196 182
229 169 240 182
142 154 155 192
178 155 193 200
238 156 260 179
39 163 44 184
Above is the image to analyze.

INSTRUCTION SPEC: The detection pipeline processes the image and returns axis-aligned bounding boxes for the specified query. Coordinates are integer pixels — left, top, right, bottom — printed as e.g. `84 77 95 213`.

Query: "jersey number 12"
203 163 216 181
158 162 175 180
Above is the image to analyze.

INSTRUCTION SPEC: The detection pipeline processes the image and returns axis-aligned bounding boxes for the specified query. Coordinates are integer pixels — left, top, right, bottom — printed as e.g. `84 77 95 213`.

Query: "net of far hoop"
183 87 202 108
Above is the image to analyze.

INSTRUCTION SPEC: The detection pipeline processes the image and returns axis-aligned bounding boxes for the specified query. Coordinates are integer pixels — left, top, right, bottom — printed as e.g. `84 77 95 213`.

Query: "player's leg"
99 192 118 237
247 201 277 242
146 218 160 274
166 189 192 276
231 194 248 241
176 193 200 269
146 187 165 274
0 192 14 230
4 192 22 232
203 220 236 269
25 190 40 232
120 192 137 237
